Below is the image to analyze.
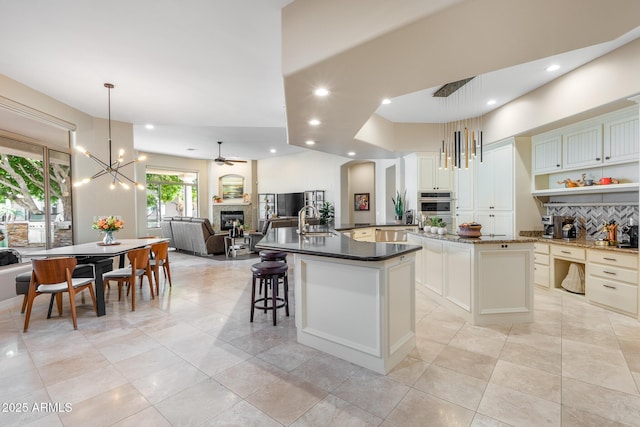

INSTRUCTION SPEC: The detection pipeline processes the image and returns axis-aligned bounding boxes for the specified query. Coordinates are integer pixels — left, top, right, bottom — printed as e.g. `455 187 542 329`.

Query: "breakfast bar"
256 226 421 374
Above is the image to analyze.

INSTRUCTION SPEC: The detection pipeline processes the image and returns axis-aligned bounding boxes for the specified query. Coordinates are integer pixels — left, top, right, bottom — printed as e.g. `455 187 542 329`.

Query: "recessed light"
487 99 496 106
305 140 316 145
145 124 154 130
308 119 321 126
270 148 276 153
381 98 391 105
347 151 356 156
546 64 560 72
314 88 329 97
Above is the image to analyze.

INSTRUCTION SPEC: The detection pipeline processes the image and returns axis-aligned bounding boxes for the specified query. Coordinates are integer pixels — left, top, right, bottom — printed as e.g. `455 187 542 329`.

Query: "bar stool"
250 261 289 326
259 250 287 263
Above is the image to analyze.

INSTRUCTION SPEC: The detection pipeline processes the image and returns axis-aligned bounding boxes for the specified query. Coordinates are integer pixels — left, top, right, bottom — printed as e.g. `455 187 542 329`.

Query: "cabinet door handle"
603 271 616 275
561 250 571 254
603 257 617 261
556 164 560 167
596 157 601 161
603 284 617 290
605 156 610 160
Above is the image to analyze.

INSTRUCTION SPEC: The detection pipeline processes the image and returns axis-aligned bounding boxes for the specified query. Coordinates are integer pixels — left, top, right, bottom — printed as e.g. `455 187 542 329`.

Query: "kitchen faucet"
298 204 318 235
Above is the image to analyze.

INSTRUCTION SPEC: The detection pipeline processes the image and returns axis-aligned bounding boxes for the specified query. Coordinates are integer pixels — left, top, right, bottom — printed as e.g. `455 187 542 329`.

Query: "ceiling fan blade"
227 159 247 163
224 161 234 166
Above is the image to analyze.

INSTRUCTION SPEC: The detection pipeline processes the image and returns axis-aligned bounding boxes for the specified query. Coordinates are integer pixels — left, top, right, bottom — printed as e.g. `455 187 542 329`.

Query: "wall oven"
418 191 453 224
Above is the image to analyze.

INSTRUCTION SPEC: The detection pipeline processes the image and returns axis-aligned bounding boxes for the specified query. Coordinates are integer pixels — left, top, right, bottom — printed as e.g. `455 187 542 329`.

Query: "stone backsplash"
546 204 639 237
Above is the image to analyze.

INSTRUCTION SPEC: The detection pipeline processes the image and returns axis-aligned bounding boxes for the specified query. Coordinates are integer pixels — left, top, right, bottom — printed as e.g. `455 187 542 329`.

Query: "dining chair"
149 241 172 294
23 257 97 332
102 246 153 311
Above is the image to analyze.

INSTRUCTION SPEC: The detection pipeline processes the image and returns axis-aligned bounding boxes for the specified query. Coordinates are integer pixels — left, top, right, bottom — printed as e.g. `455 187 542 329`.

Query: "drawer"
534 253 550 266
588 249 638 270
587 276 638 315
534 264 550 287
534 242 549 254
587 263 638 285
551 245 585 261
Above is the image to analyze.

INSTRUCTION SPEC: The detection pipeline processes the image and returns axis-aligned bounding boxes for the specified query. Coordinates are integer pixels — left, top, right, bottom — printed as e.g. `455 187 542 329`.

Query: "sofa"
161 217 226 255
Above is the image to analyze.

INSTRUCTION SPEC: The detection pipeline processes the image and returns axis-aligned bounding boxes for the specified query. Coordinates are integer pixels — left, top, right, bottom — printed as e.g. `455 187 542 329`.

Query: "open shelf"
532 182 639 197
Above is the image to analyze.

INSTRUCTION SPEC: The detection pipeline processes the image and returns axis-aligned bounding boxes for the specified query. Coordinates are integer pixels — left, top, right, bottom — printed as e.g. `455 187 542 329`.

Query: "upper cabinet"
532 135 562 175
531 106 639 195
419 153 452 191
603 109 640 163
563 124 602 170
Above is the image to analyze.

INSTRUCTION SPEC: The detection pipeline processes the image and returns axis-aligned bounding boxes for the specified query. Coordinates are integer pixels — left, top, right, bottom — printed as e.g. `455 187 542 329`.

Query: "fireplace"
220 210 245 231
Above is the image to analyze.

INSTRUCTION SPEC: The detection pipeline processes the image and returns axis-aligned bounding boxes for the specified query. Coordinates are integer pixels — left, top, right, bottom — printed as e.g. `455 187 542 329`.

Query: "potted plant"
319 201 335 225
429 216 442 234
392 190 406 224
438 220 447 235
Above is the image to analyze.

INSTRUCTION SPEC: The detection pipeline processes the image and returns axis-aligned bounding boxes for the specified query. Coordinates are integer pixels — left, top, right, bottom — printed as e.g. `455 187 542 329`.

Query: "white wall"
257 150 347 222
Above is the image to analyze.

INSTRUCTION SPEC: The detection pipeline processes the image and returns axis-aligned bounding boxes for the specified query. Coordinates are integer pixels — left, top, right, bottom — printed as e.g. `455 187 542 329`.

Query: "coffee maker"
541 215 555 239
561 217 577 239
619 219 639 248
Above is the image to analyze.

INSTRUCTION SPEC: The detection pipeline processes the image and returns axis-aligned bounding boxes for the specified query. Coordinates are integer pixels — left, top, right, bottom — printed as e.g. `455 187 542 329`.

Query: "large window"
146 168 198 228
0 136 73 255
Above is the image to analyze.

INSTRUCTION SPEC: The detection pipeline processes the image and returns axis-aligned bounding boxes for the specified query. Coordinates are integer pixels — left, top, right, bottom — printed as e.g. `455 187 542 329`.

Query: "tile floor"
1 251 639 426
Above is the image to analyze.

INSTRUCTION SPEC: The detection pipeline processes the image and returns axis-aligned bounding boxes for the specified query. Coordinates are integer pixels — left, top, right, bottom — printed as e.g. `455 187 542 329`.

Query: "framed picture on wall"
354 193 370 211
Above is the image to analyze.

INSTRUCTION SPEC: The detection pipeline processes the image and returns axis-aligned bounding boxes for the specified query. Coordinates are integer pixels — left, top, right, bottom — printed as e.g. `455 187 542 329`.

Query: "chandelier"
74 83 146 190
435 77 484 170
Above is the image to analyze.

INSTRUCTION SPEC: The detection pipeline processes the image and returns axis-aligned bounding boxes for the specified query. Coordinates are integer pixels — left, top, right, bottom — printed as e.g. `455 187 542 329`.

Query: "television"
276 192 304 217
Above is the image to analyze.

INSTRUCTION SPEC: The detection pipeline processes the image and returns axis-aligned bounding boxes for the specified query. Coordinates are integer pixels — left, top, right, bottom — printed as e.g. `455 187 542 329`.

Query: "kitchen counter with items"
407 230 534 326
529 233 639 319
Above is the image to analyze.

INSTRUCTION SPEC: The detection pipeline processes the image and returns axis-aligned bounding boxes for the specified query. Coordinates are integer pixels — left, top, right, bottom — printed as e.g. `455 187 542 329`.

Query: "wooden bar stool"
250 261 289 326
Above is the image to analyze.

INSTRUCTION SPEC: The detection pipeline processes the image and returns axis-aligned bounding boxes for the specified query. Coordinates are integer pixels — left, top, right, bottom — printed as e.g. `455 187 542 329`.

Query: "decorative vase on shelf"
395 215 403 224
102 231 115 245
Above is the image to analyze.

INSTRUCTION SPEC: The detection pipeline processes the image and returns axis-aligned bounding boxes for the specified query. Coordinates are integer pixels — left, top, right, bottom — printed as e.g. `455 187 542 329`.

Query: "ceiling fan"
214 141 247 166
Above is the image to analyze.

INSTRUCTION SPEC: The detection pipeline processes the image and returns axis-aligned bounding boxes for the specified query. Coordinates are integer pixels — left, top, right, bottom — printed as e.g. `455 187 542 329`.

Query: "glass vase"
102 231 115 245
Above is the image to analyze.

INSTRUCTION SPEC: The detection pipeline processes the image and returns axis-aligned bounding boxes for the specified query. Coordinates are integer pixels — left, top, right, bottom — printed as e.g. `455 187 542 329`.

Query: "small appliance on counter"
541 215 556 239
618 219 639 248
561 217 577 239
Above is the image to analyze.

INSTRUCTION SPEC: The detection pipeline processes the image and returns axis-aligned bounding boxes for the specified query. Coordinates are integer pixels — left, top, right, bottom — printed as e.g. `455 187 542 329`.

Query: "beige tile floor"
1 251 639 426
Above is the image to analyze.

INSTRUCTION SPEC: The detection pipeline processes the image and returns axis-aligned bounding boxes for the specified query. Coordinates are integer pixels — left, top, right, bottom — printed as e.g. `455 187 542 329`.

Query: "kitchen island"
407 231 536 326
256 226 421 374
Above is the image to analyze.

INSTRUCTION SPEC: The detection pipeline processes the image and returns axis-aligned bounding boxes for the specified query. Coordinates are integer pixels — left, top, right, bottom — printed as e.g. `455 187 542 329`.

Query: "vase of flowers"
92 216 124 245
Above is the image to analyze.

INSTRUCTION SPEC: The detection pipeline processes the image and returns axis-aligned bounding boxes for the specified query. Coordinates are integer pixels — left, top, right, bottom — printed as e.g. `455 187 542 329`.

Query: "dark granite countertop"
255 226 421 261
518 231 639 254
334 223 419 231
407 230 536 245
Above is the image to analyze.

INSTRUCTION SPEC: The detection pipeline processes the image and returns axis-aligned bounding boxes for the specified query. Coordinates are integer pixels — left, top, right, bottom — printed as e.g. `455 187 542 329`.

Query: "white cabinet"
563 124 602 170
586 249 638 316
445 244 472 311
351 227 375 242
603 109 640 164
475 144 513 211
533 242 550 288
424 240 444 296
475 211 513 236
419 153 452 190
532 135 562 175
454 162 474 211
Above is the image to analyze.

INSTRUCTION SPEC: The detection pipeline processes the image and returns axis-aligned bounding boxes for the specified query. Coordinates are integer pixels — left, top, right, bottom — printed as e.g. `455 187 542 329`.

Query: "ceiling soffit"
282 0 640 159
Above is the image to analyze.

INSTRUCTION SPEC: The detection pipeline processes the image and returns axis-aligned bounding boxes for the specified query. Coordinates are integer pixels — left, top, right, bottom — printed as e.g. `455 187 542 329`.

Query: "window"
146 168 198 228
0 136 73 256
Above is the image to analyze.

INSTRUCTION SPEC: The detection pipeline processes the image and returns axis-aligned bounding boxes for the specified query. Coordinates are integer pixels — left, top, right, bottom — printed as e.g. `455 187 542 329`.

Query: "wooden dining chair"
102 246 153 311
149 241 172 295
23 257 97 332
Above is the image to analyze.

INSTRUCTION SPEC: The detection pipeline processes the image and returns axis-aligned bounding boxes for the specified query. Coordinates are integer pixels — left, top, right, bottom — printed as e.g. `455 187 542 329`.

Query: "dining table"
28 238 169 316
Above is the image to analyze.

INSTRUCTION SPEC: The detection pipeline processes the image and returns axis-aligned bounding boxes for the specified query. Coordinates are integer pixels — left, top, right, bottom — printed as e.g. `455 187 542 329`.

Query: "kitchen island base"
294 253 416 374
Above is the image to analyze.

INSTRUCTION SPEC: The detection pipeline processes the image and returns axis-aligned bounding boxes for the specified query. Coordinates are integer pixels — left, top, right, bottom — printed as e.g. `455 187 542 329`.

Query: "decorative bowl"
458 222 482 237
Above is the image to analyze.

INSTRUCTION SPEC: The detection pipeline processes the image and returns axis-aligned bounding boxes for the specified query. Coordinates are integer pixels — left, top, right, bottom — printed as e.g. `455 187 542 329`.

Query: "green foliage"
146 173 184 208
429 216 445 227
319 201 334 225
391 190 406 217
